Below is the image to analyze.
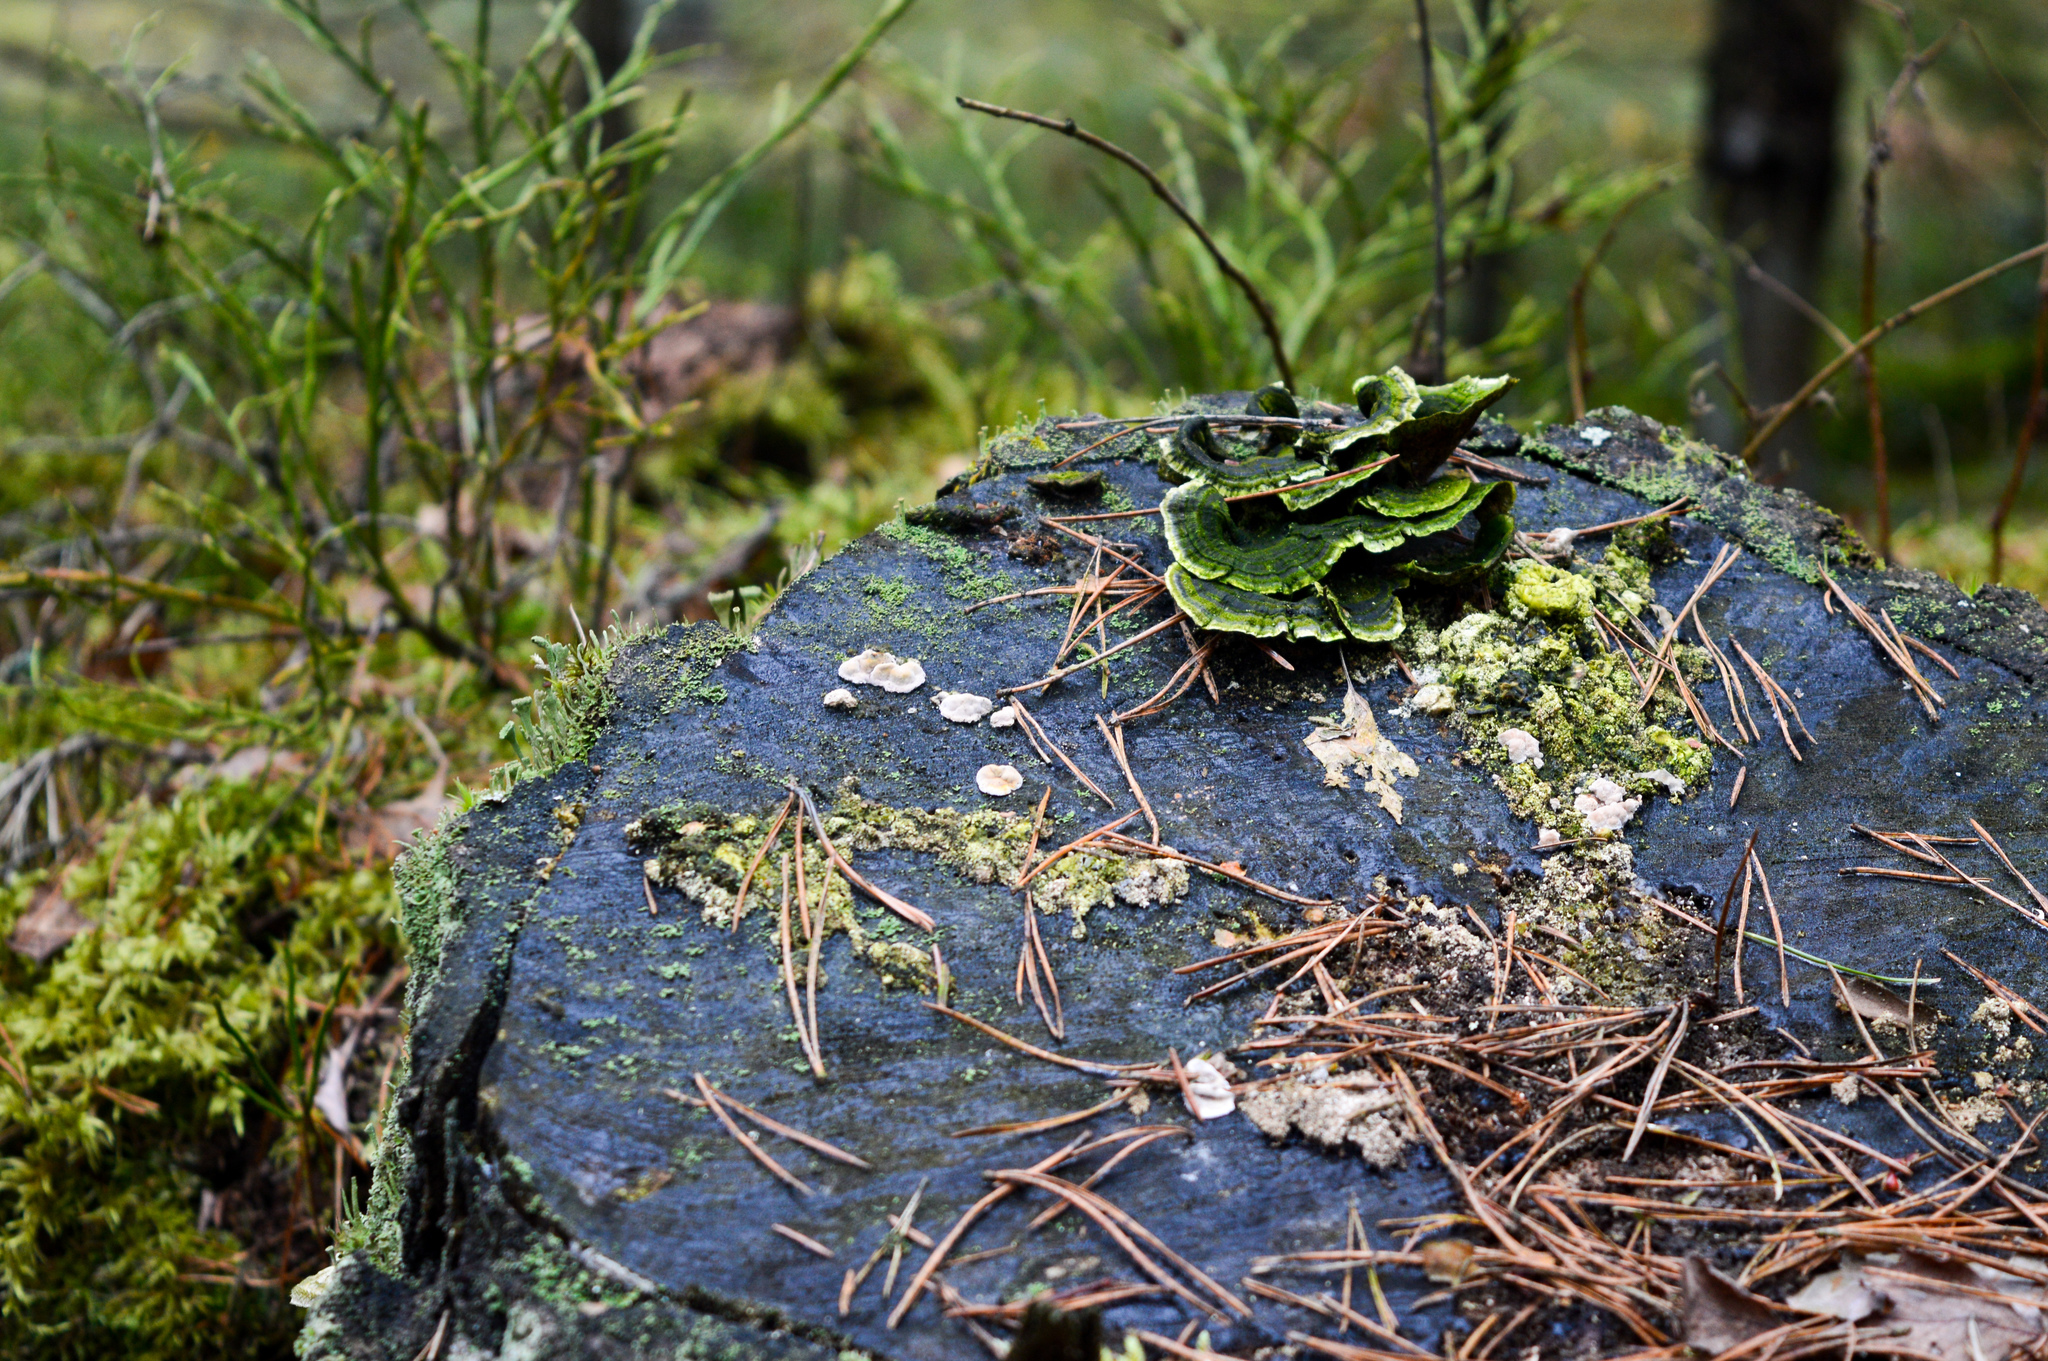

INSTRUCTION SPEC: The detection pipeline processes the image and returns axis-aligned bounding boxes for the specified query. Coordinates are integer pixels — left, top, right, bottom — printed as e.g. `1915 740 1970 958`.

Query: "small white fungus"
936 691 994 724
823 688 858 710
1182 1057 1237 1121
1641 768 1686 797
1574 777 1642 833
976 764 1024 797
1583 425 1613 446
1498 728 1544 768
1539 527 1578 555
1536 827 1562 847
838 648 927 694
1411 683 1455 716
988 705 1018 729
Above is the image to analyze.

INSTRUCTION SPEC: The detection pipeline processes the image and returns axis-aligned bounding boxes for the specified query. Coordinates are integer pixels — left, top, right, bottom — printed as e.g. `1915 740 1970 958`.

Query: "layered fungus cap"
1159 369 1518 644
839 648 927 694
935 691 995 724
976 764 1024 797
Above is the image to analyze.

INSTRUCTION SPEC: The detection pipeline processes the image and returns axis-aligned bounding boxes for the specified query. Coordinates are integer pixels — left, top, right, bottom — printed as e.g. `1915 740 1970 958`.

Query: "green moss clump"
0 777 399 1358
1408 555 1713 839
878 514 1016 602
1509 562 1596 618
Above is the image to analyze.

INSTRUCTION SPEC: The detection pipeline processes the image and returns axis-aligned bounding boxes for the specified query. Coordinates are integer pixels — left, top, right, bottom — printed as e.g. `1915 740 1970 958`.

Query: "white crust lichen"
1240 1077 1413 1169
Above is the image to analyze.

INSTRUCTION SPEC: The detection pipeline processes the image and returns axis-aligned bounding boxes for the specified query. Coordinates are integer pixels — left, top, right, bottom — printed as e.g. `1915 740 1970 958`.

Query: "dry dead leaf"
346 763 450 862
1788 1250 2047 1359
1684 1257 1782 1355
1833 974 1934 1034
1304 680 1418 823
1419 1239 1476 1285
172 745 309 791
9 882 89 963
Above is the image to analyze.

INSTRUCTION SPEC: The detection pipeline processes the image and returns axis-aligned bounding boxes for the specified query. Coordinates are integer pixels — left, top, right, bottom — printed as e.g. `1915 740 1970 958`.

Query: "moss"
1509 562 1596 618
625 786 1187 972
861 575 915 609
0 777 399 1357
1031 849 1191 938
1504 841 1678 1003
877 513 1016 601
1407 555 1713 839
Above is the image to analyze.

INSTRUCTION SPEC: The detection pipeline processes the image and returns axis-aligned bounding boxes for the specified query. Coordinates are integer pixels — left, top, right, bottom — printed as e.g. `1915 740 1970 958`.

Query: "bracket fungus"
822 688 858 710
838 648 927 694
975 764 1024 796
1160 368 1518 643
935 691 995 724
1181 1057 1238 1121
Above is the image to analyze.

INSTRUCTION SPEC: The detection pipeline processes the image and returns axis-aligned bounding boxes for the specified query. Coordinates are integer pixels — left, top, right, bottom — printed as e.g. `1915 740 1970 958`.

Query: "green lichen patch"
1408 556 1713 839
1505 841 1679 1003
626 789 1190 965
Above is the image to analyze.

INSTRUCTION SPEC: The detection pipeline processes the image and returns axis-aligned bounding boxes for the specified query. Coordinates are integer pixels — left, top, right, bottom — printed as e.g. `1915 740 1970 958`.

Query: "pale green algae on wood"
307 398 2048 1361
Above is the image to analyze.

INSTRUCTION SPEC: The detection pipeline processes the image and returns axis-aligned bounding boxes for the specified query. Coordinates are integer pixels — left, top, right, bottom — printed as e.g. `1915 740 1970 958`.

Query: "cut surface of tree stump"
303 400 2048 1361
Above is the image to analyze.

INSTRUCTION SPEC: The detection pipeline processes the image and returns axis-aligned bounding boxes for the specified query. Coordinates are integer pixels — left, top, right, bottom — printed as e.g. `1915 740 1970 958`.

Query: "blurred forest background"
0 0 2043 1355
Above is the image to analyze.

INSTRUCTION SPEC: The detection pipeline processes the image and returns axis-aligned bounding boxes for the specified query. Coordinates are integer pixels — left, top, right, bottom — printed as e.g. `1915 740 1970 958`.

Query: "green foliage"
0 773 399 1358
846 1 1660 402
490 617 646 795
1159 372 1517 642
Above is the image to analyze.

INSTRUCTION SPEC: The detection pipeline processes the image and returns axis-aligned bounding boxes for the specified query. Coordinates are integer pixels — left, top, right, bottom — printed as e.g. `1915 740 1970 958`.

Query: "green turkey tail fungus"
1159 368 1519 643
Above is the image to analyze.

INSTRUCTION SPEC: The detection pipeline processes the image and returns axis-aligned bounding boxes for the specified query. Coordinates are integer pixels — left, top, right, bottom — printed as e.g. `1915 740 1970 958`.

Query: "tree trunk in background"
1700 0 1852 489
1456 0 1513 351
576 0 638 151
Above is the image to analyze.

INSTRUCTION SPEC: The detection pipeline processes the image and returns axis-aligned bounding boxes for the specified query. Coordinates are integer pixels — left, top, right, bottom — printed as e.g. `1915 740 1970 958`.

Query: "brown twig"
1969 818 2048 918
1003 611 1187 696
1714 831 1761 999
1093 830 1336 907
1411 0 1448 383
1013 809 1142 891
1096 715 1160 844
1741 239 2048 461
922 1001 1143 1077
1025 1128 1191 1231
1749 845 1791 1008
1991 167 2048 583
957 98 1293 389
1857 26 1957 555
949 1090 1128 1139
771 1224 835 1258
1815 564 1943 721
1026 895 1064 1039
790 784 936 932
1007 695 1117 807
989 1169 1249 1320
777 856 823 1076
692 1072 812 1195
1569 183 1666 418
1450 449 1548 485
660 1085 872 1168
887 1134 1096 1326
1939 949 2045 1037
728 792 794 932
1728 638 1802 762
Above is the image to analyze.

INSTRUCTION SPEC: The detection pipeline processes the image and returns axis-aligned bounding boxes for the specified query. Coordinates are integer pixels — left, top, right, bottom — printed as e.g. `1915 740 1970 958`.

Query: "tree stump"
303 401 2048 1361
